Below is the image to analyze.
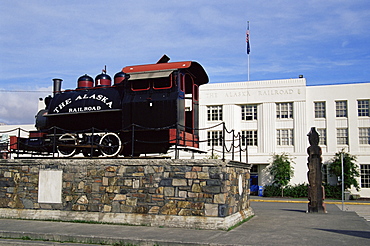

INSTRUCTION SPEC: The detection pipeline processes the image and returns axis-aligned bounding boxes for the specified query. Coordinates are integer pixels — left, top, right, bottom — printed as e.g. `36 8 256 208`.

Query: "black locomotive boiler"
12 56 208 157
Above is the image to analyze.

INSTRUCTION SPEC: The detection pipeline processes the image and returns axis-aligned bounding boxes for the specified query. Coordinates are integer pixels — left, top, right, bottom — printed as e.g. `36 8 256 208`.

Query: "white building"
198 78 370 198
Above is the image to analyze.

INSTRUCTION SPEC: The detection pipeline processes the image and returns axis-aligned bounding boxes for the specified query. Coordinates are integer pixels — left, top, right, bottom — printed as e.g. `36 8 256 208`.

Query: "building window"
317 128 327 146
241 130 257 146
241 105 257 121
359 128 370 145
336 101 347 117
360 164 370 188
277 129 294 146
207 106 222 121
358 100 369 117
314 102 326 118
337 128 348 145
276 102 293 119
207 131 223 146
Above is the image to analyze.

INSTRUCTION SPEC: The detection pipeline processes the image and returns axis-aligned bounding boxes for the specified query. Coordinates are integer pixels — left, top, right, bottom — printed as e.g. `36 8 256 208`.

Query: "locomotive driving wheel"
57 133 78 157
99 132 122 157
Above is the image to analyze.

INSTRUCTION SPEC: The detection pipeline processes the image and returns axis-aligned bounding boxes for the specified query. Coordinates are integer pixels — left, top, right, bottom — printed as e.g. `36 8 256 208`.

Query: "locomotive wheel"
57 133 77 157
99 133 122 157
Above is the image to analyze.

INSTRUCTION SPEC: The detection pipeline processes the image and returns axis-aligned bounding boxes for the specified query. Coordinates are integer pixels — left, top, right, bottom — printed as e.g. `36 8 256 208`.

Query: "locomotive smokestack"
53 78 63 96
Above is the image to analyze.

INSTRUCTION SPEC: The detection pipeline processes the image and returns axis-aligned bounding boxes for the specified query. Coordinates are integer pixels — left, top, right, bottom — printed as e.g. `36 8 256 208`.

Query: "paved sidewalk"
0 199 369 245
250 196 370 222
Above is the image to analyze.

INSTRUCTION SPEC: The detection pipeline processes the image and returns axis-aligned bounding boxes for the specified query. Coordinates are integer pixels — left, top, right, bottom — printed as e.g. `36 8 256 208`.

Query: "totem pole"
307 127 326 213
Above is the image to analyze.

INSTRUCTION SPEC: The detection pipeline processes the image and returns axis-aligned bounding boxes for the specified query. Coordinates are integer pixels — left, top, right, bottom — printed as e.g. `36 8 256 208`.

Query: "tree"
328 150 360 191
268 153 295 197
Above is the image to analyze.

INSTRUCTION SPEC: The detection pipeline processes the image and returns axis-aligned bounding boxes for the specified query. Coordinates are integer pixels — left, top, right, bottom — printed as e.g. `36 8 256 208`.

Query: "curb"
250 199 370 205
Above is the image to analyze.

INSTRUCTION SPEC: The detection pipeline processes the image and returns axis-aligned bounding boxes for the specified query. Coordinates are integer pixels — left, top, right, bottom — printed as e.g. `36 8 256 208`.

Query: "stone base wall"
0 159 252 230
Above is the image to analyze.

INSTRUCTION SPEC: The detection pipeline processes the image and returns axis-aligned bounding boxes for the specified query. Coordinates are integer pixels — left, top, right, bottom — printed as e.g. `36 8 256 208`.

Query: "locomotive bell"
77 74 94 89
114 72 128 85
95 73 112 87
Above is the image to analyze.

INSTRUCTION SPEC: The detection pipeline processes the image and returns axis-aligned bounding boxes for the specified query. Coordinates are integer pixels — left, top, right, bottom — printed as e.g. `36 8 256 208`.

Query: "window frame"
276 129 294 146
276 102 293 119
336 128 348 145
359 127 370 145
207 105 223 121
241 105 257 121
360 164 370 188
336 101 348 118
207 130 223 147
314 102 326 118
241 130 258 146
358 100 369 117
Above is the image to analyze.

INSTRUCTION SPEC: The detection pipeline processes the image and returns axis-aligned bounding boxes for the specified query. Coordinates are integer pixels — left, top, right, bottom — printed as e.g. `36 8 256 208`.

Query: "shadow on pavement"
314 228 370 240
280 208 307 213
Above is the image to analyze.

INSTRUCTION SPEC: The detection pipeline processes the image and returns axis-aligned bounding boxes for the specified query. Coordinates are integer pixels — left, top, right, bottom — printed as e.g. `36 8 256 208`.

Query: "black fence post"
131 124 135 157
16 128 20 158
222 122 225 161
245 142 249 165
90 127 95 158
52 127 56 158
239 132 242 163
175 125 179 159
231 129 235 161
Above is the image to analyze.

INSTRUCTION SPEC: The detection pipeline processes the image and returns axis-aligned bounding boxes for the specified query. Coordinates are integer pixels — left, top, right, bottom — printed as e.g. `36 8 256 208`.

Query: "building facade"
198 78 370 198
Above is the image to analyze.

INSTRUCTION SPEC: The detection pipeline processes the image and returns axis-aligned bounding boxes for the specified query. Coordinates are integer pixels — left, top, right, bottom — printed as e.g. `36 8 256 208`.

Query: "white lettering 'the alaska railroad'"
53 94 113 113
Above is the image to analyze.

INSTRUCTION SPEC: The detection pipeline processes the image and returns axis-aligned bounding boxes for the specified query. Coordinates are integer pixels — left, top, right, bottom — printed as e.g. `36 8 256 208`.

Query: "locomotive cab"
122 60 208 155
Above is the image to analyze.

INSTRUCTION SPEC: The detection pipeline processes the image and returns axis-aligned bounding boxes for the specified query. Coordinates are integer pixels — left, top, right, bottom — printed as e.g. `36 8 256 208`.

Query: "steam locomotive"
12 56 208 157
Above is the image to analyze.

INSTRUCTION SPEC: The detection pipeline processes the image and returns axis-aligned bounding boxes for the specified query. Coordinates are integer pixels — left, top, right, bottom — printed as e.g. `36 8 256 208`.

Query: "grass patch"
227 215 254 231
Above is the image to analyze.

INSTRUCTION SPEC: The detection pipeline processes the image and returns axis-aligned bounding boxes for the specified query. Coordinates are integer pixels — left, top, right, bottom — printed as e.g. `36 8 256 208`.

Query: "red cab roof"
122 61 209 85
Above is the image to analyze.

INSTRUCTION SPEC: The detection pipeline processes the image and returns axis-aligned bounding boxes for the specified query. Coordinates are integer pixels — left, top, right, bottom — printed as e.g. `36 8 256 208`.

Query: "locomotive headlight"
149 102 153 107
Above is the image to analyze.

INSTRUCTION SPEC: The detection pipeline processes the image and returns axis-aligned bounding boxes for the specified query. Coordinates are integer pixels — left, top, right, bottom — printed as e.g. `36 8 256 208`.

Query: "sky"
0 0 370 124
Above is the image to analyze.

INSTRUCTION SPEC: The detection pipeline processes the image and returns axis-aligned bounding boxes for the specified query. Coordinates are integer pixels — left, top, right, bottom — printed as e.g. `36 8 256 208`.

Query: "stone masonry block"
126 197 138 206
192 166 202 172
191 184 201 193
205 203 218 217
214 193 226 204
172 179 187 186
198 172 209 179
164 187 175 197
185 172 197 179
113 194 126 201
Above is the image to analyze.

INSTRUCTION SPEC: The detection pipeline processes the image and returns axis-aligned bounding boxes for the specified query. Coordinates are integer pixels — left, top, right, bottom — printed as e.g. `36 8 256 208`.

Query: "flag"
246 21 250 55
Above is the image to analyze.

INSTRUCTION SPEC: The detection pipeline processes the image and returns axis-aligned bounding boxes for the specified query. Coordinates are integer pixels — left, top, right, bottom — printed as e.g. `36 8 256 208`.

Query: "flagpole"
248 50 250 81
246 21 250 81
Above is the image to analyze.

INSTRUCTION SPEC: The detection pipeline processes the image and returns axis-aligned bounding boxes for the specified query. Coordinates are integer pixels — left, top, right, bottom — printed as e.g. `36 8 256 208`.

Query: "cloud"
0 86 51 125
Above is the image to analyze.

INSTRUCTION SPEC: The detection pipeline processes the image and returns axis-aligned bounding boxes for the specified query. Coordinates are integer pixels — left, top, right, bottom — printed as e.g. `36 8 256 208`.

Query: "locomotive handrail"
5 121 248 163
178 122 224 131
0 127 30 134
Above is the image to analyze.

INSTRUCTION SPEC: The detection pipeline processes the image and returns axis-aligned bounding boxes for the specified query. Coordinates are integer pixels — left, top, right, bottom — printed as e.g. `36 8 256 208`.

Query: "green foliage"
263 183 341 199
227 215 254 231
263 185 283 197
328 150 360 191
269 153 295 187
323 184 342 199
284 183 309 197
263 183 308 198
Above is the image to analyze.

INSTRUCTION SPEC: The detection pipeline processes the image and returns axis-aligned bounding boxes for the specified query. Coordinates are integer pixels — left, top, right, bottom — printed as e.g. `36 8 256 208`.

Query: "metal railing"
0 122 249 163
